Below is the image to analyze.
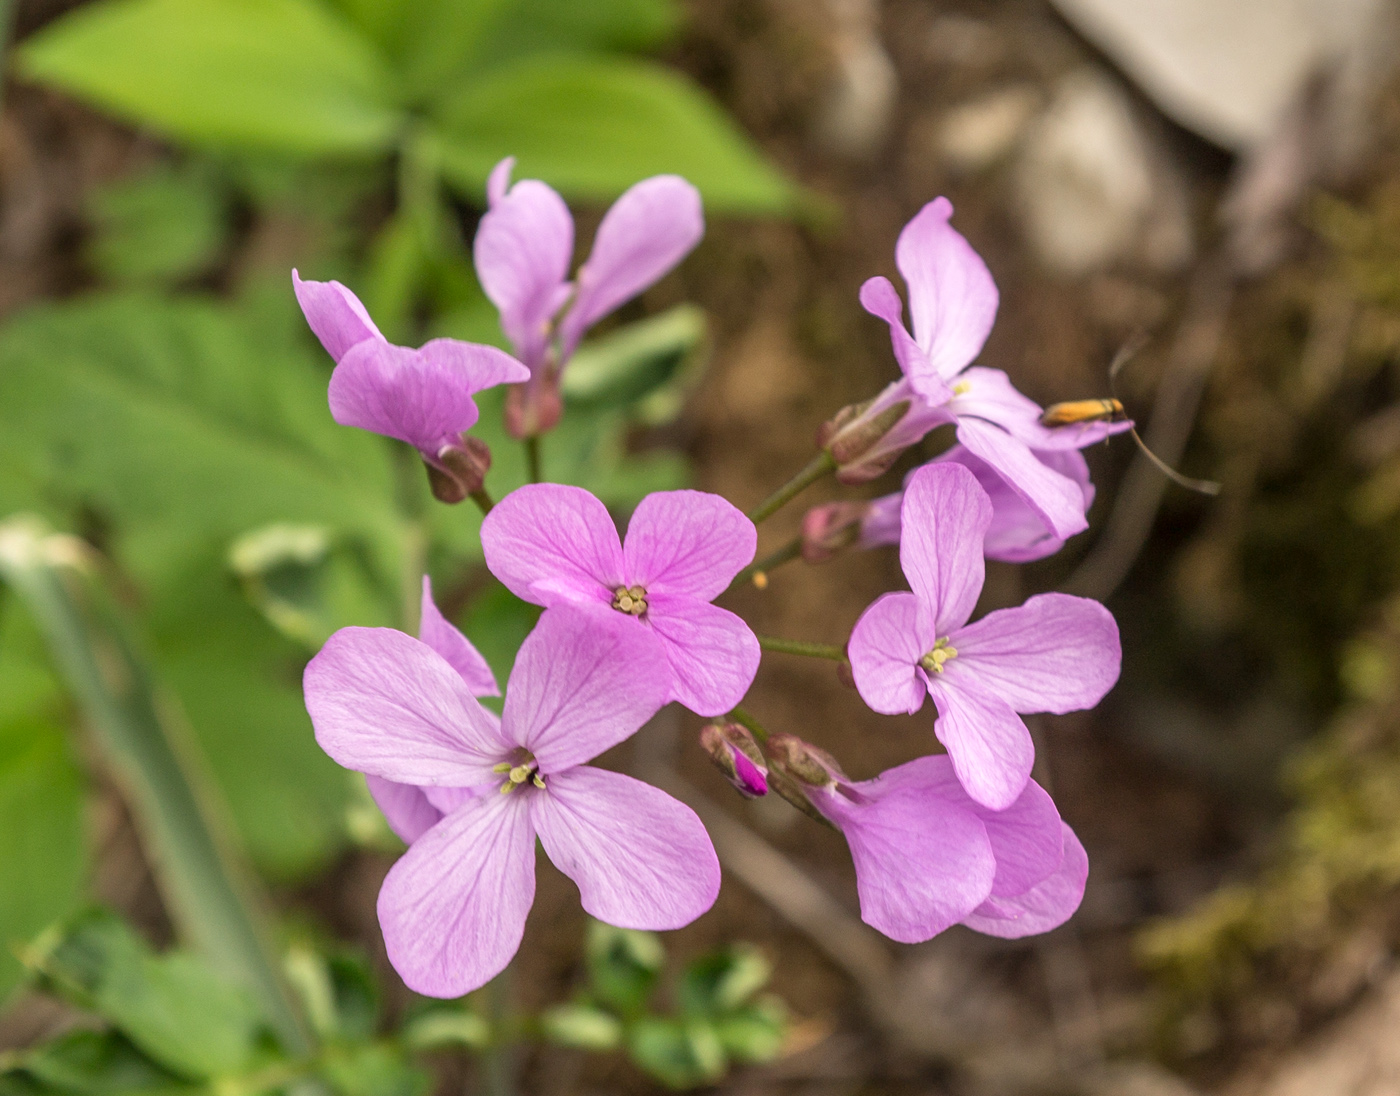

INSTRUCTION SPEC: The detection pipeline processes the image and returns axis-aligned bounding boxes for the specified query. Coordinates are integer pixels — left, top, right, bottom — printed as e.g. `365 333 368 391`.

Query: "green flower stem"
524 436 543 485
470 487 494 515
747 450 836 525
0 517 311 1055
732 536 802 590
726 705 770 745
757 636 847 661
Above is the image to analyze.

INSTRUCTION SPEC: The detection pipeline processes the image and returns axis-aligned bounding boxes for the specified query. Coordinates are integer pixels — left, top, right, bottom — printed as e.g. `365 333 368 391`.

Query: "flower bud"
766 733 845 787
800 501 869 563
699 722 768 798
504 376 563 439
817 379 950 485
425 435 492 504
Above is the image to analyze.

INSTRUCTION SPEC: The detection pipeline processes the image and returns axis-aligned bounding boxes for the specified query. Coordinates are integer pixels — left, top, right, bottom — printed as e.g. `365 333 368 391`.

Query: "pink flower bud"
425 435 492 504
763 733 852 826
504 376 563 439
800 501 869 562
699 722 768 798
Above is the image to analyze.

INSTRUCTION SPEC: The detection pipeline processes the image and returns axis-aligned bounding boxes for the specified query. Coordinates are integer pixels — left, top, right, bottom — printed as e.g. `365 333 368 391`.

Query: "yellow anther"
508 764 532 784
953 381 971 396
499 781 516 795
752 572 769 590
492 762 512 773
919 637 958 674
532 773 546 789
611 584 648 616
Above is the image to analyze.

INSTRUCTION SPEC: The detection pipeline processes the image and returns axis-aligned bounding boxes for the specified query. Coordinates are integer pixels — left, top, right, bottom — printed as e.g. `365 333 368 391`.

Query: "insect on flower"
1038 397 1127 427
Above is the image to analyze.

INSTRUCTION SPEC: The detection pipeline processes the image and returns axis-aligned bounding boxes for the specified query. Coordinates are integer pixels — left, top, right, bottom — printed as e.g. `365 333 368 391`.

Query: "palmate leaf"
15 0 402 156
432 55 800 213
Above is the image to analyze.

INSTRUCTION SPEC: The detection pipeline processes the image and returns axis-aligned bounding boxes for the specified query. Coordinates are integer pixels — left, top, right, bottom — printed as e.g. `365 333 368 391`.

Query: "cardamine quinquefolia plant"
298 166 1128 997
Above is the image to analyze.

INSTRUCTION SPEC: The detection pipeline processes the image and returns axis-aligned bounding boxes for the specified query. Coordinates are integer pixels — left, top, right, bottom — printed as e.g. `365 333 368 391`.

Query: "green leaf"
677 945 771 1017
0 604 85 1003
319 1043 428 1096
714 997 787 1064
9 1029 198 1096
627 1018 726 1090
465 0 680 74
584 921 662 1019
87 164 228 286
26 912 266 1080
16 0 402 156
0 292 404 587
433 55 799 212
539 1002 623 1051
400 1007 490 1051
458 582 539 704
562 304 707 425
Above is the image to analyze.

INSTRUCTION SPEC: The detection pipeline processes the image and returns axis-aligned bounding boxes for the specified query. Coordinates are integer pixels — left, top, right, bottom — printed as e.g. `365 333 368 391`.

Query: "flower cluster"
296 171 1124 997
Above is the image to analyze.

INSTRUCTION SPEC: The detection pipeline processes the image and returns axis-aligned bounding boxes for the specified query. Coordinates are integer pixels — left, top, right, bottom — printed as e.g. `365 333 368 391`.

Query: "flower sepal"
504 376 564 439
425 435 492 504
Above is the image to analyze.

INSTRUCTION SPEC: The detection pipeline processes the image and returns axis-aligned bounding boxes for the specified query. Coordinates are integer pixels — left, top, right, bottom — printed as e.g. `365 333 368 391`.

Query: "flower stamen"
611 584 648 616
497 749 543 794
919 637 958 674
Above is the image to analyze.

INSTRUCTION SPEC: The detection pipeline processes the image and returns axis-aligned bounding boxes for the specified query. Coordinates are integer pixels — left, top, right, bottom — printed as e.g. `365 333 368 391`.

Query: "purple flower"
847 462 1121 810
293 272 529 471
481 485 760 717
304 604 720 998
857 199 1129 539
852 444 1096 564
699 721 769 798
364 577 500 845
473 158 704 437
769 736 1086 941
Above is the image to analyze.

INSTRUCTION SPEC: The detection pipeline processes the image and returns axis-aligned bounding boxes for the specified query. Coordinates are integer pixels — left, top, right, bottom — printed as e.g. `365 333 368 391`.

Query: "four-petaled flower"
857 198 1130 539
848 462 1121 809
305 604 720 998
474 158 703 437
481 485 760 717
293 272 528 499
771 737 1088 941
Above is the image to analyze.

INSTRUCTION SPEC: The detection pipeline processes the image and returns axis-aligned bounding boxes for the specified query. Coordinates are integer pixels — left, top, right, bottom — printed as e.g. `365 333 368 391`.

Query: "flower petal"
366 775 442 845
916 763 1064 898
293 271 383 363
814 755 995 943
419 576 499 698
473 178 574 371
927 674 1034 810
481 484 624 608
533 767 719 929
933 445 1094 563
962 823 1088 938
858 276 941 394
848 591 933 716
327 339 523 454
558 176 703 359
899 462 990 634
954 418 1088 542
950 593 1121 714
645 594 760 717
894 198 998 380
305 627 506 787
486 156 514 207
623 490 756 600
502 606 670 772
377 793 536 997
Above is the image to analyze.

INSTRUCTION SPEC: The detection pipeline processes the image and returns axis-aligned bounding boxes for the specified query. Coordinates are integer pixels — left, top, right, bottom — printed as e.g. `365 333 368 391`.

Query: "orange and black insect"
1038 398 1127 428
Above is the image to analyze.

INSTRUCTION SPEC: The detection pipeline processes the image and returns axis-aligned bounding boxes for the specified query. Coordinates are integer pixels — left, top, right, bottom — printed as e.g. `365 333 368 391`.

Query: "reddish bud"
425 435 492 504
800 501 870 563
699 722 769 798
505 376 563 440
817 379 950 485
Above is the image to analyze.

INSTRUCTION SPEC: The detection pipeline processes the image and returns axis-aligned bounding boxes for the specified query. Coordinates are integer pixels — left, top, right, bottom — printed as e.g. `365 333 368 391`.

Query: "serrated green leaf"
11 1029 198 1096
17 0 403 156
87 164 228 287
0 602 85 1002
28 912 265 1080
433 55 799 212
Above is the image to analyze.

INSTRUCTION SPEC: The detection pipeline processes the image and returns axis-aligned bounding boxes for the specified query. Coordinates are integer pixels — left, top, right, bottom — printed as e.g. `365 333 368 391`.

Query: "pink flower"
304 605 720 998
292 272 528 467
857 199 1129 538
364 577 500 845
770 737 1087 941
846 444 1097 564
847 462 1121 810
480 485 760 717
473 158 703 436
